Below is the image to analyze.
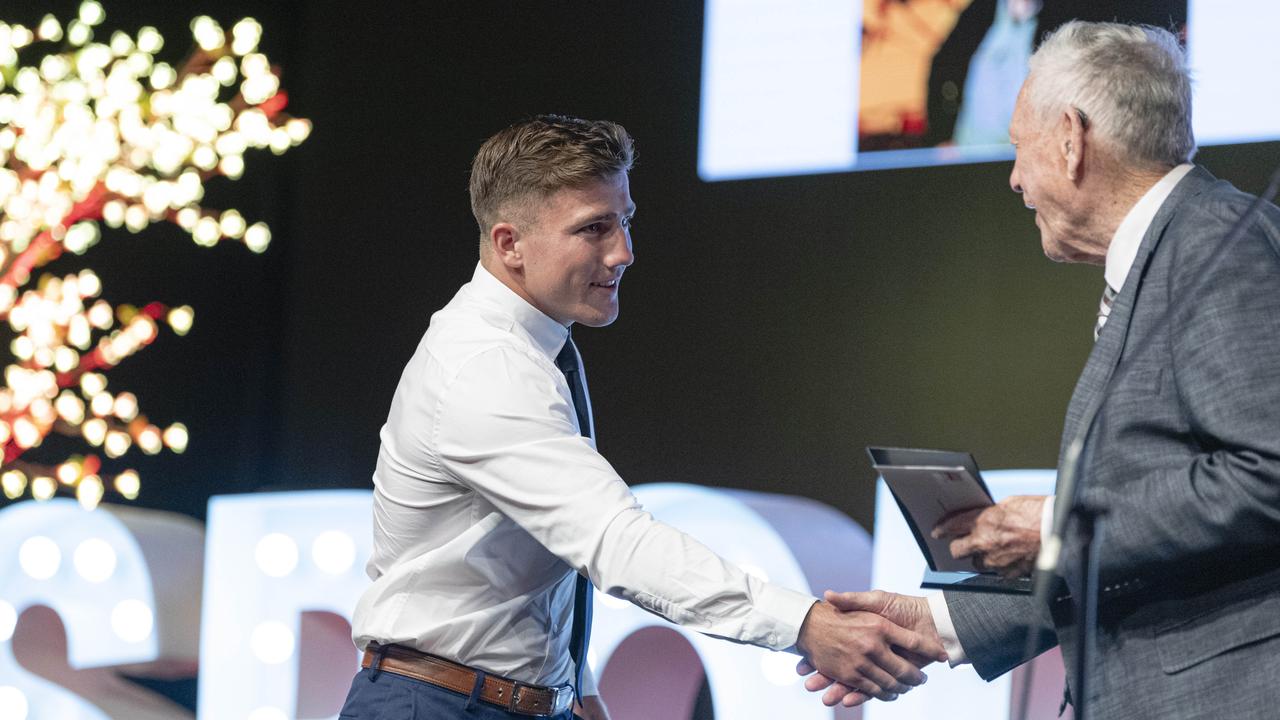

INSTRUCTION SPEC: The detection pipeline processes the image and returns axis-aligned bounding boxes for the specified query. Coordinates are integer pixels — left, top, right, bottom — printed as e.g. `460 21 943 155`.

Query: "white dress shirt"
929 163 1195 665
351 262 816 691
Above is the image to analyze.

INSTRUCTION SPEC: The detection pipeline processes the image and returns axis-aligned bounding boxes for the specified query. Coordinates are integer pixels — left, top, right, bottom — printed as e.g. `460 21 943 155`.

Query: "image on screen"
699 0 1280 180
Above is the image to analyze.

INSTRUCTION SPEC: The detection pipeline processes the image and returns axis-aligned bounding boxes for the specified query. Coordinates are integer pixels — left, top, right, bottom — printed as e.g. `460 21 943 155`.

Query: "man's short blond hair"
469 115 635 245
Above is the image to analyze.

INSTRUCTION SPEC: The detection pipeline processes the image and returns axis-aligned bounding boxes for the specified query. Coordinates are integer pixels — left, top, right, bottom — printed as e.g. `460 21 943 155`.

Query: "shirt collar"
1104 163 1194 291
468 262 570 360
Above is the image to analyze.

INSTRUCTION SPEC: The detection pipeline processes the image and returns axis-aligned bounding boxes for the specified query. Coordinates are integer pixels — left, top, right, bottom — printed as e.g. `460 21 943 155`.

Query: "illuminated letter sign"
8 478 1070 719
590 483 872 719
0 499 203 720
196 490 371 720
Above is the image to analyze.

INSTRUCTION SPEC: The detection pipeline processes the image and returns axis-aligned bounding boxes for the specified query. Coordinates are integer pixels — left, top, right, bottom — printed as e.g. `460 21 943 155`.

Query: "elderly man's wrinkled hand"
933 494 1047 578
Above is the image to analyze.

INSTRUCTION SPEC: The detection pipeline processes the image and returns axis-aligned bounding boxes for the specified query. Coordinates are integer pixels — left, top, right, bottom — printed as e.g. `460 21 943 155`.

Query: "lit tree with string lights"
0 1 309 509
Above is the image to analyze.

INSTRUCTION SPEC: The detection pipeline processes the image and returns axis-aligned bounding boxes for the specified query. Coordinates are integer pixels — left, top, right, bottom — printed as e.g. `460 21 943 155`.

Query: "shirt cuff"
756 583 821 651
926 592 969 667
1040 496 1056 546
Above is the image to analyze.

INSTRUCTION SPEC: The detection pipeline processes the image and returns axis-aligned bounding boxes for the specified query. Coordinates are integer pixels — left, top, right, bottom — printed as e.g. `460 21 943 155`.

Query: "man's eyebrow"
573 206 636 225
575 211 619 224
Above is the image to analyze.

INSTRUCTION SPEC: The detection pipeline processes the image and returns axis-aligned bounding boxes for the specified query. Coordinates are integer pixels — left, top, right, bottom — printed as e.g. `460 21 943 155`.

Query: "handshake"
793 494 1047 708
793 589 943 708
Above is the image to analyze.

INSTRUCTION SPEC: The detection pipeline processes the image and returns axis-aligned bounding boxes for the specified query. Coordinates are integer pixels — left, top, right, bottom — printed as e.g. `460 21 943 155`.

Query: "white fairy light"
218 210 246 239
219 154 244 179
77 475 104 510
1 470 26 499
167 305 194 335
79 1 106 27
104 429 131 458
136 26 163 54
114 470 140 499
212 56 238 86
231 19 263 56
112 391 138 420
137 425 162 454
286 118 312 144
193 216 220 246
38 15 64 42
176 206 200 230
55 391 86 424
123 204 148 232
149 61 175 90
269 127 292 155
244 222 271 253
190 16 224 52
109 30 133 57
82 417 108 446
31 475 58 500
163 423 188 453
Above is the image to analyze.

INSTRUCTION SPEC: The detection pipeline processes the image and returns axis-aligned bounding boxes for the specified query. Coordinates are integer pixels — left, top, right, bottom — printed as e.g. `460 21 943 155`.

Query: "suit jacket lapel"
1056 166 1217 469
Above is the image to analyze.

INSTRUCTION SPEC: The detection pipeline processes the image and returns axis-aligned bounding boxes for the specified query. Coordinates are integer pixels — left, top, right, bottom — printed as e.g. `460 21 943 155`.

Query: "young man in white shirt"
339 115 947 720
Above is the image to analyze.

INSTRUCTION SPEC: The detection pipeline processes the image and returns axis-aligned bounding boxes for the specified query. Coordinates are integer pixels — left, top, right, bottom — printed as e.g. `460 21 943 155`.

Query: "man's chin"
1041 238 1070 264
574 307 620 328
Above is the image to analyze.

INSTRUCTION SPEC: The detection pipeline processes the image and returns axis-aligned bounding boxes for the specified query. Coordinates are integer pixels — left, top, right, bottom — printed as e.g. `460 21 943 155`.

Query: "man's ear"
1061 107 1087 182
489 222 523 268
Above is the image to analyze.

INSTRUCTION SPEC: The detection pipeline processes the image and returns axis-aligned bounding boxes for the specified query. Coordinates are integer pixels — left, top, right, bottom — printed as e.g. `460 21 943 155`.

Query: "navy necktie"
554 334 593 701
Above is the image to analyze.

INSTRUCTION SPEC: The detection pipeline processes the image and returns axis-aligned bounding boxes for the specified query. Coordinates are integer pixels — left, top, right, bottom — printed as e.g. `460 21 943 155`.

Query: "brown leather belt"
362 643 574 717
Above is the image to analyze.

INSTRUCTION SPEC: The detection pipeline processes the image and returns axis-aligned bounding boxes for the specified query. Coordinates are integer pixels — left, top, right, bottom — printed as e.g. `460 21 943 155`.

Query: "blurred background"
0 0 1274 535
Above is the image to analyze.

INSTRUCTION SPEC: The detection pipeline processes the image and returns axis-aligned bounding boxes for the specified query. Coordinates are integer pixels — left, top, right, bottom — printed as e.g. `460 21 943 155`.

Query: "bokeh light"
110 598 154 643
249 621 295 665
254 532 298 578
311 530 356 575
73 536 117 582
0 685 29 720
18 535 60 579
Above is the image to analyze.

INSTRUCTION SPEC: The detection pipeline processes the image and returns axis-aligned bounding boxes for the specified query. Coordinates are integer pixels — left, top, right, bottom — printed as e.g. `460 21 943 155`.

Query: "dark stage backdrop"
4 1 1277 533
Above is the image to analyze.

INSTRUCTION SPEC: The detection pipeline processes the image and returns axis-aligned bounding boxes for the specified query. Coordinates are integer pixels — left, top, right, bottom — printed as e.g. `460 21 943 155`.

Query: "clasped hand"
793 496 1047 708
793 590 946 707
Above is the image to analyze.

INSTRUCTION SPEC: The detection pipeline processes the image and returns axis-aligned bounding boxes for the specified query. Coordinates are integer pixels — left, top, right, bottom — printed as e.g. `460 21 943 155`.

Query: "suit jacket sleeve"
944 590 1058 681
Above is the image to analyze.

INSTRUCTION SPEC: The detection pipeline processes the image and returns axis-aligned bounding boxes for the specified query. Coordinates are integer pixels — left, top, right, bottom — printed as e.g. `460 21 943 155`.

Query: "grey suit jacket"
946 166 1280 718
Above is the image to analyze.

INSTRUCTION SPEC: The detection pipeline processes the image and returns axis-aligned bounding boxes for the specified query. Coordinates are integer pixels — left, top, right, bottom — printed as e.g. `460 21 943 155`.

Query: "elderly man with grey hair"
802 20 1280 717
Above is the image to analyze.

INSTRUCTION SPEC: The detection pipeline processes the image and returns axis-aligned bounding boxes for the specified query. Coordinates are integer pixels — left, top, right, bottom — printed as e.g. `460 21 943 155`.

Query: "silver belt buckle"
508 680 572 717
549 684 574 716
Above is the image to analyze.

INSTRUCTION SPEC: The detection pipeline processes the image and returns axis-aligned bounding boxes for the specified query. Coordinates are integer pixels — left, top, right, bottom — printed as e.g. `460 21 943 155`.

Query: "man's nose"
608 230 634 268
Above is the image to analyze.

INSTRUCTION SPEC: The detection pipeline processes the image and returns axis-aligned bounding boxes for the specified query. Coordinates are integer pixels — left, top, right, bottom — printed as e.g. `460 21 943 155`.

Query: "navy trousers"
339 667 576 720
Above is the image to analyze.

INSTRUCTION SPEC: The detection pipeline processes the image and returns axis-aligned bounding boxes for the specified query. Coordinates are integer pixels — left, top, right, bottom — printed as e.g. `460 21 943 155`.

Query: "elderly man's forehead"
1009 84 1032 135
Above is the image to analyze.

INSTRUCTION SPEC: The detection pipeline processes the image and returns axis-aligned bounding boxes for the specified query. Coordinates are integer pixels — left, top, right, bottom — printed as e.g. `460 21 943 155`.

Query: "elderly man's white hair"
1027 21 1195 169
